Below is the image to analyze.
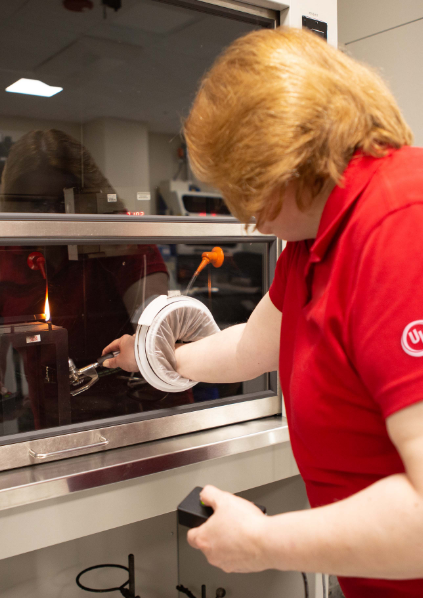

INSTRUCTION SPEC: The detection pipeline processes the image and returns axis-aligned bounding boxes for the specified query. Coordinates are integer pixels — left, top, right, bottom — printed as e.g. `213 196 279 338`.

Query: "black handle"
97 351 119 366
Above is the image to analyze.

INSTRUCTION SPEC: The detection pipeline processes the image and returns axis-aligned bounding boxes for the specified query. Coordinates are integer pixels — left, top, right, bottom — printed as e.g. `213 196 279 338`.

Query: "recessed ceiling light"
5 78 63 97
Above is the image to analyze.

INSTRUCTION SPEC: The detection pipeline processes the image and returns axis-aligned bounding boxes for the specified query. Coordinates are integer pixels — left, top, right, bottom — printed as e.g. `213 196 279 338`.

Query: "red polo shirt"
269 147 423 597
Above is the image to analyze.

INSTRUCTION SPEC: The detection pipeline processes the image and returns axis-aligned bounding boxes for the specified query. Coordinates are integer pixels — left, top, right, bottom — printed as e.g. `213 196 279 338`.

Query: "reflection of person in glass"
0 129 189 433
104 28 423 597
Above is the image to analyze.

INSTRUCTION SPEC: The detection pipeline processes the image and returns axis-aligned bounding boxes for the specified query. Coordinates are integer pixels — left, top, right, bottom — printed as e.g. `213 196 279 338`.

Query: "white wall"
148 132 181 215
84 117 151 214
338 0 423 145
338 0 423 45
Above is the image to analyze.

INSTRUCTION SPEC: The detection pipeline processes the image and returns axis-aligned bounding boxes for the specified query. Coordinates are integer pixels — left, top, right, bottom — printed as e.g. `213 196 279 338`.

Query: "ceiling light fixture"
5 78 63 97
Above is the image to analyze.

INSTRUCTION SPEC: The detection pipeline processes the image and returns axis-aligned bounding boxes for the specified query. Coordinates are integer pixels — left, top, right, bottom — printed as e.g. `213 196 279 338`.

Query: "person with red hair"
104 27 423 597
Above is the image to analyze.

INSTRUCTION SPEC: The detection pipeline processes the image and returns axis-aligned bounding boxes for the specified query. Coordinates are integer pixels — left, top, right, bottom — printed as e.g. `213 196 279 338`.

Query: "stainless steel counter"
0 416 289 512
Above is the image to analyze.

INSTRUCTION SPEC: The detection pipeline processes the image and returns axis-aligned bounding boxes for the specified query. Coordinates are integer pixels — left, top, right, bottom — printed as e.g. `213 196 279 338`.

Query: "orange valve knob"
185 247 225 296
202 246 224 268
195 247 224 276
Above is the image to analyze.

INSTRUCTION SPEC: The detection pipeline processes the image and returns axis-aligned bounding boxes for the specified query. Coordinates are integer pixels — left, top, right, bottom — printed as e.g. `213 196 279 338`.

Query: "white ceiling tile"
0 0 261 133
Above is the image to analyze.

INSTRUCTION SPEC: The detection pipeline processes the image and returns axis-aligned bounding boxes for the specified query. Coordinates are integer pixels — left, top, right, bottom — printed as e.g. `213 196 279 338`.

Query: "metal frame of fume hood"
0 216 281 472
0 416 289 512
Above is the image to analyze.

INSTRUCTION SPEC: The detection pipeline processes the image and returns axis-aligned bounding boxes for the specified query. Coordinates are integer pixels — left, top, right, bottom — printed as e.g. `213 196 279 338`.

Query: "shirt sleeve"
269 243 291 312
349 204 423 419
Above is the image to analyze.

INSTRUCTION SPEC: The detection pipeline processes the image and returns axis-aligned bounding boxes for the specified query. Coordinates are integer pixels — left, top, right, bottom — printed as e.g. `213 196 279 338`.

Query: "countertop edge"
0 416 289 512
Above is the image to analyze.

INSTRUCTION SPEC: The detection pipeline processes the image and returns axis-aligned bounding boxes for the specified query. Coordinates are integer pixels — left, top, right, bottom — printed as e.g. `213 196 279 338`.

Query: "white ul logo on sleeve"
401 320 423 357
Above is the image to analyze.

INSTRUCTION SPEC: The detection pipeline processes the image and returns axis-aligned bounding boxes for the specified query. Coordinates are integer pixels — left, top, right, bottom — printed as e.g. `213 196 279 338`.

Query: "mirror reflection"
0 0 273 216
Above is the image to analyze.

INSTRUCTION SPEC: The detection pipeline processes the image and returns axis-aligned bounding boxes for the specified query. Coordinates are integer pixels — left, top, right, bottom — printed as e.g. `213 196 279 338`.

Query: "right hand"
102 335 138 372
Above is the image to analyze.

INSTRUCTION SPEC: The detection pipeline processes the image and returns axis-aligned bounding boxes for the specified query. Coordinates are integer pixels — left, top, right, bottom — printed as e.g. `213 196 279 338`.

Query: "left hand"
187 485 269 573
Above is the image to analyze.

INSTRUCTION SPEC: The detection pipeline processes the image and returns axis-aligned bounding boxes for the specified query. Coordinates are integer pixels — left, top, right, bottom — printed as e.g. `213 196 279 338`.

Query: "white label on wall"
26 334 41 344
107 194 117 203
137 192 151 201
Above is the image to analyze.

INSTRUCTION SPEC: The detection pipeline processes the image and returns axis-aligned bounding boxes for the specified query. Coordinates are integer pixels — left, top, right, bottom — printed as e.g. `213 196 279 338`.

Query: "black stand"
76 554 139 597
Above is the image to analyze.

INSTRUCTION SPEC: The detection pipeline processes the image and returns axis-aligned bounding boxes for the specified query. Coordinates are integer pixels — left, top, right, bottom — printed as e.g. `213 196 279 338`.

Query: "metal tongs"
68 351 119 396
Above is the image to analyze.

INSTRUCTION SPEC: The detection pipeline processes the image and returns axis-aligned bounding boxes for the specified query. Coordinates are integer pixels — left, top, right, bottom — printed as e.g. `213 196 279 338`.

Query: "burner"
0 322 71 429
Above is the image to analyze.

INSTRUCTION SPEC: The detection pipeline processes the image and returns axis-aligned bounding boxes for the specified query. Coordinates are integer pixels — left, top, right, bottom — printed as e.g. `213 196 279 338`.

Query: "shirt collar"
307 152 388 269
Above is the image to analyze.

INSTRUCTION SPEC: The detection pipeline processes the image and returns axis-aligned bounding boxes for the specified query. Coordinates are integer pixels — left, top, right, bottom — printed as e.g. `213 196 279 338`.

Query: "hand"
187 485 269 573
102 335 138 372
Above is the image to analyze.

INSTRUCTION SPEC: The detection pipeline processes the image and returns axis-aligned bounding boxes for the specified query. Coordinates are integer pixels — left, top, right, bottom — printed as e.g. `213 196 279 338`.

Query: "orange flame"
44 289 50 321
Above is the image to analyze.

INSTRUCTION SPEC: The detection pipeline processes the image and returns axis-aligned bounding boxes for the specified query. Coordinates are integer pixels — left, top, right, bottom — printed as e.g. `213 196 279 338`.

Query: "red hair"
184 27 412 224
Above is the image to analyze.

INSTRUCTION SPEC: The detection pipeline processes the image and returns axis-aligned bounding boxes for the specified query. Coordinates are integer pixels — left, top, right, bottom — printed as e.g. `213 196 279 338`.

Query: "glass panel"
0 0 274 217
0 241 269 440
